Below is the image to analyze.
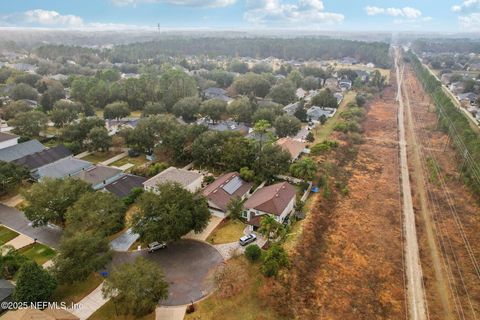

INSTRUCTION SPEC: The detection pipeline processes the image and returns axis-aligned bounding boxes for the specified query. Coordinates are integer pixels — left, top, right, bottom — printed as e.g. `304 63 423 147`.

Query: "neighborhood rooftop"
73 165 122 186
13 144 72 171
104 174 147 198
143 167 203 189
244 181 296 216
202 172 252 212
34 158 93 180
0 132 18 143
0 140 46 162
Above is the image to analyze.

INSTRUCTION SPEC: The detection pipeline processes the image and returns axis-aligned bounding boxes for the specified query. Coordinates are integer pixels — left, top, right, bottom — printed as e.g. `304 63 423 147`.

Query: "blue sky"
0 0 479 32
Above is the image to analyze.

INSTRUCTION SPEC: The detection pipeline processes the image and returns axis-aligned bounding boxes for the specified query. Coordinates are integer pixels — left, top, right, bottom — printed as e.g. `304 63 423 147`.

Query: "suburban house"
307 106 337 122
0 132 18 150
283 102 301 116
0 140 45 162
295 88 307 99
143 167 203 193
276 137 307 161
105 119 139 136
449 82 465 95
104 174 147 198
457 92 478 105
202 172 253 218
334 92 344 105
197 118 250 135
355 70 370 82
324 78 339 91
33 158 93 181
243 181 297 230
203 87 233 104
13 144 72 171
73 165 123 190
339 78 352 91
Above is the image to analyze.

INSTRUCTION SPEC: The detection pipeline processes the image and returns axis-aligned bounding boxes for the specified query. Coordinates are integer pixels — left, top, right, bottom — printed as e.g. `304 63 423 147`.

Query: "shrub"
245 244 262 262
147 162 169 177
123 187 144 206
261 245 289 277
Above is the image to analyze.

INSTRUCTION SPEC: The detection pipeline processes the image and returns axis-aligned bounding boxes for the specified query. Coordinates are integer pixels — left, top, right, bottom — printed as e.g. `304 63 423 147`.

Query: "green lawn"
0 226 19 245
53 273 104 305
207 219 245 245
81 151 122 163
110 155 149 169
18 243 56 265
313 90 356 143
88 300 155 320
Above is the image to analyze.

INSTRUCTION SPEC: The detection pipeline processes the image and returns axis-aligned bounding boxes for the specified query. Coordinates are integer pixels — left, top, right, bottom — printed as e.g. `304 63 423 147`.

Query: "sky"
0 0 479 32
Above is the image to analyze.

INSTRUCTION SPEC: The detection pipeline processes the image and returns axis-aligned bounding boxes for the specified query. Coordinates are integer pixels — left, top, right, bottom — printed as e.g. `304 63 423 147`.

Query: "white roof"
143 167 202 189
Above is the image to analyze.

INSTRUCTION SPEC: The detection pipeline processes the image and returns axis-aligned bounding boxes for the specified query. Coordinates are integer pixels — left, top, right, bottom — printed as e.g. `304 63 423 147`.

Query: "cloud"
365 6 422 19
23 9 83 27
451 0 480 13
110 0 236 8
244 0 344 26
459 12 480 29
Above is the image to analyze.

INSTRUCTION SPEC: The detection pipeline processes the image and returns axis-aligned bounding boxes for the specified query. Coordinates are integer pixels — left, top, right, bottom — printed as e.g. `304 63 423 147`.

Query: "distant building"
306 106 336 122
324 78 339 91
0 140 45 162
283 102 301 116
104 174 147 198
34 158 93 181
203 87 232 104
276 137 307 161
0 132 18 150
73 165 123 190
13 144 72 171
457 92 478 105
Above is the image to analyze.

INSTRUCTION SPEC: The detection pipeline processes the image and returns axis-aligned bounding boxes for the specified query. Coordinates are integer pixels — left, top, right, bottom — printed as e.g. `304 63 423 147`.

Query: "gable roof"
244 182 296 216
13 144 72 170
276 137 305 159
0 132 18 143
73 165 122 186
0 140 45 162
143 167 203 189
105 174 147 198
202 172 252 212
34 158 93 180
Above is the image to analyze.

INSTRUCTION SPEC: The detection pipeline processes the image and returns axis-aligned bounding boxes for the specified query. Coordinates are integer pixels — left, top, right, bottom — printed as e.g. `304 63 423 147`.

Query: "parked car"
147 241 167 252
239 234 257 246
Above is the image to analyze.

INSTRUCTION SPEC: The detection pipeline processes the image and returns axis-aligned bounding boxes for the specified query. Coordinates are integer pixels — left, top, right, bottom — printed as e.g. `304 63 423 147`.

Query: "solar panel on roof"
223 176 243 195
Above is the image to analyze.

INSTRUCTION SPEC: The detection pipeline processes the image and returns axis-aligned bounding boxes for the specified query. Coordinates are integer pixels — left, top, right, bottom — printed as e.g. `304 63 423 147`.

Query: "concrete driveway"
110 240 223 306
0 204 61 248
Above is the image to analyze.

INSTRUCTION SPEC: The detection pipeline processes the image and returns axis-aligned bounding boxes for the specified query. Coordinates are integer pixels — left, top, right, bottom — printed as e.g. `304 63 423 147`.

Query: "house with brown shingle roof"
73 165 123 190
202 172 252 218
243 181 296 229
276 137 306 161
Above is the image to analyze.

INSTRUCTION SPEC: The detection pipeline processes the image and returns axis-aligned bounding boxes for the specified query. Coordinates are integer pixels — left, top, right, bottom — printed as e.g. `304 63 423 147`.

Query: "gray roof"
105 174 147 198
0 140 45 162
13 144 72 170
0 279 14 302
73 165 122 186
34 158 93 180
143 167 202 189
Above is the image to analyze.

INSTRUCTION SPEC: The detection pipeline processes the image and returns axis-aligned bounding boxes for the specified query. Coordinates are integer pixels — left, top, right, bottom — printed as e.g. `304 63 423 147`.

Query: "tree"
103 257 168 317
252 108 276 124
302 76 320 90
61 117 105 151
287 70 303 88
13 261 57 303
191 131 231 168
65 192 126 237
290 158 317 180
0 245 26 279
49 100 80 127
159 69 198 109
273 115 301 138
293 106 307 122
267 81 296 105
53 230 112 284
103 101 131 120
173 96 202 122
245 244 262 262
22 178 92 227
9 111 48 138
142 102 166 117
10 83 38 101
201 99 227 123
229 60 249 74
305 131 314 142
132 182 211 243
252 63 273 74
231 73 271 98
239 167 255 182
87 127 112 152
255 144 291 181
226 197 244 220
0 161 29 196
356 94 367 107
311 89 338 109
258 215 283 240
227 97 254 123
261 245 289 277
2 100 31 120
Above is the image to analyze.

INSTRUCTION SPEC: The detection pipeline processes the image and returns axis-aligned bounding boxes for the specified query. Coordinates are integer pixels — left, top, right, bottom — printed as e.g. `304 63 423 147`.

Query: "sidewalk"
69 282 110 320
156 305 186 320
75 151 91 159
1 194 24 207
184 216 223 242
5 234 33 249
100 151 128 166
110 228 139 252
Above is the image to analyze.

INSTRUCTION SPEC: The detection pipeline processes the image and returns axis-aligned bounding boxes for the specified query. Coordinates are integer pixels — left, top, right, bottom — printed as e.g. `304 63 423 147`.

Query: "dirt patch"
276 77 407 319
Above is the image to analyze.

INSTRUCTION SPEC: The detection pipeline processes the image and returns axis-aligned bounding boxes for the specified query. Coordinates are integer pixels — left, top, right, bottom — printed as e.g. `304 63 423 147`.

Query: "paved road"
110 239 223 306
395 48 427 320
110 228 139 252
0 204 62 248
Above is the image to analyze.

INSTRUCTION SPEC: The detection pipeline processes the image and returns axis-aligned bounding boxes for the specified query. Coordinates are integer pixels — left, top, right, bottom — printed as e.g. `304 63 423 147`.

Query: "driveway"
0 204 61 248
110 240 223 306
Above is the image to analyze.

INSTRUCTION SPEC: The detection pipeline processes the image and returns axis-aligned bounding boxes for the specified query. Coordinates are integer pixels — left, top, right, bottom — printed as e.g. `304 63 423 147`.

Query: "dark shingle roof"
0 140 45 162
202 172 252 212
0 132 18 143
244 182 296 216
104 174 147 198
13 144 72 170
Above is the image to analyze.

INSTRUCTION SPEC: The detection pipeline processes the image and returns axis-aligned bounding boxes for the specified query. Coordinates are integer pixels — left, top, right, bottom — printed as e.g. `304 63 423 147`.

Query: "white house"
143 167 203 194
